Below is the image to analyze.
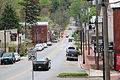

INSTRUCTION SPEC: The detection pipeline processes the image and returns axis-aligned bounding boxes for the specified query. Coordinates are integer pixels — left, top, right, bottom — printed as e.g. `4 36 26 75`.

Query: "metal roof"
19 22 48 26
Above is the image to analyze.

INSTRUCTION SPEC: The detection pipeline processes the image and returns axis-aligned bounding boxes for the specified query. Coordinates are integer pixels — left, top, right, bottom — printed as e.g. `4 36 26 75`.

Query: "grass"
58 73 88 76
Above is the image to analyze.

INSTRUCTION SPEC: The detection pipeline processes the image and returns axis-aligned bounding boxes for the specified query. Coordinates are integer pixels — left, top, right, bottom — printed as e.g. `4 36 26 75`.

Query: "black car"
66 49 79 61
33 58 51 71
68 38 73 42
1 52 16 64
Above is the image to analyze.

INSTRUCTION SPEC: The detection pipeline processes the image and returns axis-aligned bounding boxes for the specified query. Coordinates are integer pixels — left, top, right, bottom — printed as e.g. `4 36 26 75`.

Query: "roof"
109 0 120 8
36 22 48 26
19 22 48 26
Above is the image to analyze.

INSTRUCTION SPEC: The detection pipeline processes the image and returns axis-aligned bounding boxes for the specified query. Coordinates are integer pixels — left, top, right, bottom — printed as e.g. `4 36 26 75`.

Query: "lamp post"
83 28 85 64
4 30 6 52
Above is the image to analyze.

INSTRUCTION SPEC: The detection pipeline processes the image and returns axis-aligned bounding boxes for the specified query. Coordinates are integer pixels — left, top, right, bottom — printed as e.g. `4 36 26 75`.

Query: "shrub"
79 51 84 55
58 73 88 76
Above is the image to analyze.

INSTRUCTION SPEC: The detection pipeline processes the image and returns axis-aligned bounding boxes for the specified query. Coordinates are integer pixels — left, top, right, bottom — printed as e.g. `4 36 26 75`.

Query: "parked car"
47 41 52 46
52 39 58 43
33 57 51 71
0 48 4 64
34 44 43 51
14 52 21 61
66 49 79 61
1 52 16 64
0 48 4 57
68 38 73 42
39 43 44 49
66 35 69 38
66 46 76 53
42 43 47 48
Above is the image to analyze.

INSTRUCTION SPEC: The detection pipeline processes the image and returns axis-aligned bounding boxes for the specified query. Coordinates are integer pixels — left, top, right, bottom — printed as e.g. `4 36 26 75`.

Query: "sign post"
28 50 37 80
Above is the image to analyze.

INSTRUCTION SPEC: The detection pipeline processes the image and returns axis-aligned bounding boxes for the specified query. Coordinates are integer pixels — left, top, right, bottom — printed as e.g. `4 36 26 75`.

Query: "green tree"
0 3 20 30
22 0 40 25
53 9 70 29
88 6 96 20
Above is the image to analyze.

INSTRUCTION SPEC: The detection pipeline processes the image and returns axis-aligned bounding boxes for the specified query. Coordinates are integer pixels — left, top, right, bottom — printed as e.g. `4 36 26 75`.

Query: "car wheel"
46 68 49 71
11 60 14 64
66 58 69 61
33 66 37 71
1 62 4 65
33 68 36 71
14 60 16 63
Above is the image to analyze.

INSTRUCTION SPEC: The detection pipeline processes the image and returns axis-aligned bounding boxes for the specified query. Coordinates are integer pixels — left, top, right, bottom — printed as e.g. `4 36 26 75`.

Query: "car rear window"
3 53 12 57
68 47 75 49
68 51 79 54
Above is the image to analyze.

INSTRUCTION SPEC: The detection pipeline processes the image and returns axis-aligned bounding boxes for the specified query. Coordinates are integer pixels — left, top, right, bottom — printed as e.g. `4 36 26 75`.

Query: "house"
0 29 25 52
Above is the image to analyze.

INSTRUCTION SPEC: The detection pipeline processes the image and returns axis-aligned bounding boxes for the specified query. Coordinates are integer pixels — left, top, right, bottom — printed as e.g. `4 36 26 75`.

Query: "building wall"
108 6 114 42
99 6 114 42
113 8 120 53
0 29 25 46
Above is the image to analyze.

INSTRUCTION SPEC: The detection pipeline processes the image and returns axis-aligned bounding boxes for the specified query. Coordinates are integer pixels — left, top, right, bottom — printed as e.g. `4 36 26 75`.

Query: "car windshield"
35 45 40 47
14 53 18 56
3 53 12 57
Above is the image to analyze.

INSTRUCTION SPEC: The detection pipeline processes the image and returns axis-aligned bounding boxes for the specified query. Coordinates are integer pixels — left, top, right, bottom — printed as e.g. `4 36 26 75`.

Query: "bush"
58 73 88 76
19 44 27 56
8 43 16 52
79 51 84 55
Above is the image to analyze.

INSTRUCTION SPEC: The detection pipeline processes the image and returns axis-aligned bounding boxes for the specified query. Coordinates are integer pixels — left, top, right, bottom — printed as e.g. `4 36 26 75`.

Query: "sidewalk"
80 46 120 80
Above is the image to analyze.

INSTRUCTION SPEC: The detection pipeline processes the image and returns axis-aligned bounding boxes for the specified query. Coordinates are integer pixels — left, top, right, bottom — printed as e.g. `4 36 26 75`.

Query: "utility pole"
4 30 6 53
83 28 85 64
102 0 110 79
96 0 99 70
88 29 90 55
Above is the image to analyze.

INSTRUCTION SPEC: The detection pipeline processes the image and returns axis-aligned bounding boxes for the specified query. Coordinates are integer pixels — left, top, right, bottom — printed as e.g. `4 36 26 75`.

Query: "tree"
22 0 40 25
0 3 20 30
52 8 70 29
88 6 96 20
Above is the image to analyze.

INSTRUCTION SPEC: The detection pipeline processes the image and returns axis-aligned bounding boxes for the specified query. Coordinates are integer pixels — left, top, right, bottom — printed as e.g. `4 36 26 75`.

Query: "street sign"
28 50 37 61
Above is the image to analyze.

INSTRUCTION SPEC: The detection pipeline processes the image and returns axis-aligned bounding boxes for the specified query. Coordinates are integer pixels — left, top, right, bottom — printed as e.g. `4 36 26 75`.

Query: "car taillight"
43 62 48 64
33 62 36 64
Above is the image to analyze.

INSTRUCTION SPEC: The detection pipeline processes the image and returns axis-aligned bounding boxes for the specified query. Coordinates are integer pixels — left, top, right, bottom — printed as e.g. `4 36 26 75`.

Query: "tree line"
0 0 96 33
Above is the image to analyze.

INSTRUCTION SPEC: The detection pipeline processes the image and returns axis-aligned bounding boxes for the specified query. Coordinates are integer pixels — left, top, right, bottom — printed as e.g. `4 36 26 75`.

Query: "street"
0 27 103 80
0 28 77 80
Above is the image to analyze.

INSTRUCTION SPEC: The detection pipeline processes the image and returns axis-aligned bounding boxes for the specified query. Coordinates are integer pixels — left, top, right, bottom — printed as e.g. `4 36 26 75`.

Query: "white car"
14 52 21 61
42 43 47 48
47 41 52 46
34 44 43 51
39 43 44 49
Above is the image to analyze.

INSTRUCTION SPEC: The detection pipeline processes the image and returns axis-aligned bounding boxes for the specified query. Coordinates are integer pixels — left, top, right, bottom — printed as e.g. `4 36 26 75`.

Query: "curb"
57 76 103 78
21 56 27 59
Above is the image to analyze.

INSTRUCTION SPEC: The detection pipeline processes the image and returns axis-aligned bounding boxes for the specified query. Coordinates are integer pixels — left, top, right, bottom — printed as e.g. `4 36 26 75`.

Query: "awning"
22 38 32 43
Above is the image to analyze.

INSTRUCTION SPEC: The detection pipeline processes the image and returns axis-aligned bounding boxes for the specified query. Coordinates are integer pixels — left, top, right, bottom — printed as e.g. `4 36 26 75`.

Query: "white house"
0 29 25 47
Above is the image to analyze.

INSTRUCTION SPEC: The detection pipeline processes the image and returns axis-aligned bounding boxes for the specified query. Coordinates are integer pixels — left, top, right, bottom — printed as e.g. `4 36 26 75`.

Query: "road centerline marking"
4 67 32 80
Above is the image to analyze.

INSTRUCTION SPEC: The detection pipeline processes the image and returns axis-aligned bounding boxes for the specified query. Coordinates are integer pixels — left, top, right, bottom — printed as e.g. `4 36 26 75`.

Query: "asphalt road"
0 38 80 80
0 27 102 80
0 28 79 80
